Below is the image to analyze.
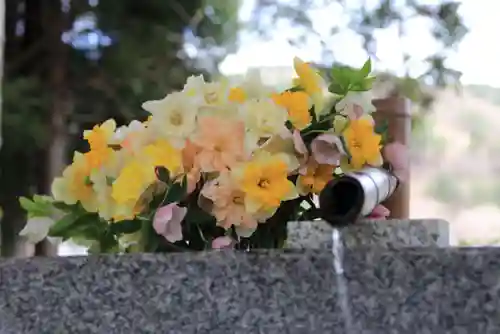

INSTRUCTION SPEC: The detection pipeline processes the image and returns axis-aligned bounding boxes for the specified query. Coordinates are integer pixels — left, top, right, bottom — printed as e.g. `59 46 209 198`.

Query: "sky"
220 0 500 87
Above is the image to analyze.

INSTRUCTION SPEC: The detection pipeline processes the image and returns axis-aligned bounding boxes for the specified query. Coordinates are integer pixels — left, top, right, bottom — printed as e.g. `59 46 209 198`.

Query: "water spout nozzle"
318 166 399 228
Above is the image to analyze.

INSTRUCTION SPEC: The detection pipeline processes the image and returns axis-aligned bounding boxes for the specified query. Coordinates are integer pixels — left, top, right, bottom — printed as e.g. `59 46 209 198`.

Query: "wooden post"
372 97 411 219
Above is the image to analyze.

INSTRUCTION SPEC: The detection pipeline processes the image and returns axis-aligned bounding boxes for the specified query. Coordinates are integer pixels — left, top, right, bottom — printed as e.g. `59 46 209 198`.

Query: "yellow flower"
51 152 99 212
241 98 288 141
142 139 183 176
342 118 382 169
293 57 325 118
83 119 116 170
228 87 247 103
111 159 156 207
110 140 181 219
89 149 128 220
236 153 298 217
83 119 116 146
297 162 335 195
272 91 312 130
142 91 198 147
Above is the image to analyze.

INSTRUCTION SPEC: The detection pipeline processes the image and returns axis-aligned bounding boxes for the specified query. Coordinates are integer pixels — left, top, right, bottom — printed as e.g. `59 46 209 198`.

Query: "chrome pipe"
318 166 399 227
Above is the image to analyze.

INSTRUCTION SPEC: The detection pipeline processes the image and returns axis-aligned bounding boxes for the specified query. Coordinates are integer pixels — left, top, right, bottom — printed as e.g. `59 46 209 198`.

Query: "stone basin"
0 248 499 333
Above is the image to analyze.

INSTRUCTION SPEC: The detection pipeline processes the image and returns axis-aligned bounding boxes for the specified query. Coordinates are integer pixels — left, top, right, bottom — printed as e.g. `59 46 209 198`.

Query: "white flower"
142 91 198 147
109 120 153 155
336 91 376 119
19 217 56 244
240 98 288 140
110 120 145 144
238 69 277 100
183 75 229 107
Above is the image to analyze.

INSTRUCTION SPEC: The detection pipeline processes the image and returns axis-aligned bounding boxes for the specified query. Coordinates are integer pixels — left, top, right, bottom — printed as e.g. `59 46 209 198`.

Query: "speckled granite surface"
1 248 499 333
287 219 450 249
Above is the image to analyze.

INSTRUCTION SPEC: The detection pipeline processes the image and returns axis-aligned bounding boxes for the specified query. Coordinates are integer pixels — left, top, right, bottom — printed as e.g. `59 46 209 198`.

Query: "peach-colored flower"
182 139 199 170
192 116 246 172
182 140 202 194
153 203 187 242
200 172 257 231
383 141 409 183
310 134 345 166
211 236 234 249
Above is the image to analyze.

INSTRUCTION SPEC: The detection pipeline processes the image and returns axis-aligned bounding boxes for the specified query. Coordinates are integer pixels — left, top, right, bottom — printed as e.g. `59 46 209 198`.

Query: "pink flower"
290 129 309 174
367 204 390 219
310 134 345 165
153 203 187 242
291 129 308 156
383 141 409 183
211 236 234 249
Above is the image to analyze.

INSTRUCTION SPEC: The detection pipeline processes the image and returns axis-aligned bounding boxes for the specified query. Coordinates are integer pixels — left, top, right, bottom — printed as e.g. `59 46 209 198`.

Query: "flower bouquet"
19 58 405 253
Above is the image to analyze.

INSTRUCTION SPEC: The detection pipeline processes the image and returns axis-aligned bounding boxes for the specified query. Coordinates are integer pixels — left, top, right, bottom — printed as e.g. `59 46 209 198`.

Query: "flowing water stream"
331 228 356 333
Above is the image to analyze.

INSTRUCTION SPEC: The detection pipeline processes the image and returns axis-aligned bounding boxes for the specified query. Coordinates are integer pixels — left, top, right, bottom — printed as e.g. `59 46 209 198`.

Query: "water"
331 228 356 333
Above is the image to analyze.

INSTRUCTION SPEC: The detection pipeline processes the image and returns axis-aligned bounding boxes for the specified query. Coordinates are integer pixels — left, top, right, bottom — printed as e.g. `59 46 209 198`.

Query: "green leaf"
48 212 83 238
164 176 188 204
348 83 366 91
139 220 160 252
328 82 345 95
98 230 119 253
19 197 36 211
359 58 372 77
51 201 77 212
184 205 215 225
32 194 53 205
109 219 142 235
49 212 99 240
106 176 116 186
298 207 321 221
330 60 375 95
19 196 52 217
363 76 376 89
155 167 170 184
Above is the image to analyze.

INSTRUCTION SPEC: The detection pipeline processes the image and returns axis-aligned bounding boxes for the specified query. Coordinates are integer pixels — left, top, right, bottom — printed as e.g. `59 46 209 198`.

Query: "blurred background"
0 0 498 257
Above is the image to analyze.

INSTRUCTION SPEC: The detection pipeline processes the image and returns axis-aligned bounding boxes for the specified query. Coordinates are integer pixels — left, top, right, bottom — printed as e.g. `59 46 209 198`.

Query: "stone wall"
286 219 450 249
1 246 499 333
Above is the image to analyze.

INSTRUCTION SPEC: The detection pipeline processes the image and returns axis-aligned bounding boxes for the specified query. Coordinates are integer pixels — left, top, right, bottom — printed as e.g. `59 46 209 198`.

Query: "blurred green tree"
0 0 466 256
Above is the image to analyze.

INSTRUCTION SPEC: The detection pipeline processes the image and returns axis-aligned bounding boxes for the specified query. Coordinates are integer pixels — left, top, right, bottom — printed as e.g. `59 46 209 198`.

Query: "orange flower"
297 161 335 195
192 116 247 172
272 91 311 130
